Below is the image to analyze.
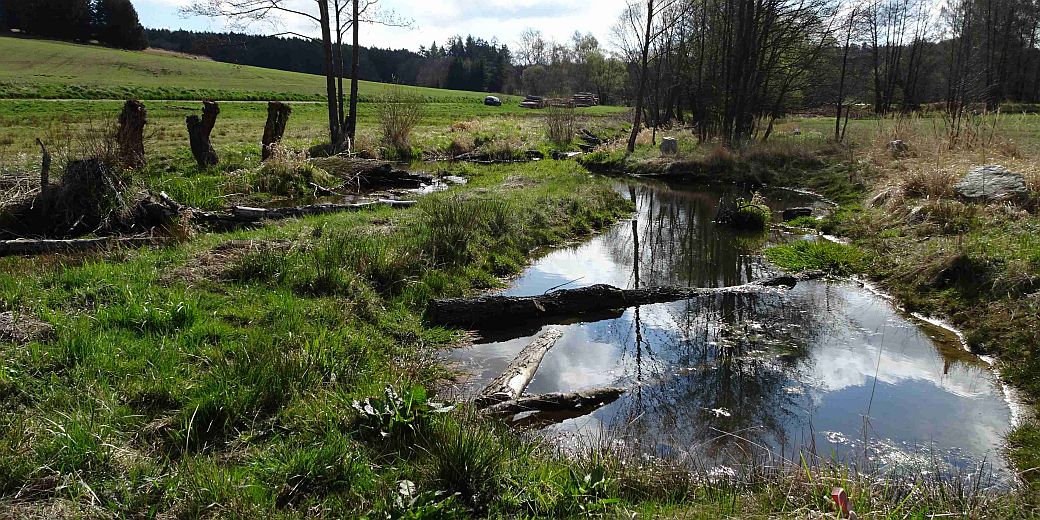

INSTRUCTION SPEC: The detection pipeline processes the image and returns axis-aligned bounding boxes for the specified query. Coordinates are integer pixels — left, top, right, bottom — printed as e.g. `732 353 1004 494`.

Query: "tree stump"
187 101 220 168
660 137 679 155
35 138 50 198
117 100 147 168
262 101 292 161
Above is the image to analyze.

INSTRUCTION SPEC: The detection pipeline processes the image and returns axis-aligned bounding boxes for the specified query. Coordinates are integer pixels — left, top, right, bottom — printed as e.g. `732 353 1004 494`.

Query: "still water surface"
444 182 1012 477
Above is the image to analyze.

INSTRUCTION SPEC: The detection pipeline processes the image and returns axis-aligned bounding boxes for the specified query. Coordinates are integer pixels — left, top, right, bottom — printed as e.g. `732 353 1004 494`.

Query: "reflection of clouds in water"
527 328 622 393
504 240 631 296
795 282 999 400
446 182 1013 477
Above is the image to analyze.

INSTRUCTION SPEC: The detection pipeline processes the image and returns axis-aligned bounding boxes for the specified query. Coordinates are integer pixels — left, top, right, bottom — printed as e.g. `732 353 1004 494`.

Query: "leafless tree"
183 0 407 150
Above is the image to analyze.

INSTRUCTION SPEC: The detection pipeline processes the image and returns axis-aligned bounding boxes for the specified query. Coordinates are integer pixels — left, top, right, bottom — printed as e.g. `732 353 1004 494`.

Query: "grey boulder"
954 165 1029 202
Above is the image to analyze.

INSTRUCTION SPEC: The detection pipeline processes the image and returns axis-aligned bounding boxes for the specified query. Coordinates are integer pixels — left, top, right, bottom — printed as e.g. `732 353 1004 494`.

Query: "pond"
443 181 1015 480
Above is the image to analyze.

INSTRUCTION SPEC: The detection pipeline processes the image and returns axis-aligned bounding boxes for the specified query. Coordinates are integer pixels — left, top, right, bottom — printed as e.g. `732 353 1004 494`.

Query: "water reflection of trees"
605 183 794 290
588 182 832 464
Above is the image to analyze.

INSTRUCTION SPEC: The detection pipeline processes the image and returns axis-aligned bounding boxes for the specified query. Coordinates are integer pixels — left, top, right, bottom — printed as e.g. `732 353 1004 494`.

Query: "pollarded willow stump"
187 101 220 168
262 101 292 161
117 100 147 168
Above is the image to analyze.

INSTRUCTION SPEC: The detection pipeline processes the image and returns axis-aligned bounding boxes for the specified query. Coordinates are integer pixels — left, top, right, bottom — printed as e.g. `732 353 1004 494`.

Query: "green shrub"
784 216 819 229
721 193 772 231
418 195 516 267
227 148 338 198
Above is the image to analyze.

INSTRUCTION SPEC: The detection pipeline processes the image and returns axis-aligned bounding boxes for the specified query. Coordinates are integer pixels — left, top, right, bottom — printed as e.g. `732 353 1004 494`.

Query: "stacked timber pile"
573 92 599 107
546 97 575 108
520 95 546 109
520 95 588 109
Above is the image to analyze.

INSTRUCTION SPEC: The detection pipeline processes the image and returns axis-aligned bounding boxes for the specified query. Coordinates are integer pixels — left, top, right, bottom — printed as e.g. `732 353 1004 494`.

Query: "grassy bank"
0 159 644 517
0 99 627 169
4 153 1038 518
3 46 1040 512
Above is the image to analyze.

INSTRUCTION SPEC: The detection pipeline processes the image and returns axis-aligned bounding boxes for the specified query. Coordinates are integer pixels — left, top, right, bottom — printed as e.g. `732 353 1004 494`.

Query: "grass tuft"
765 239 867 275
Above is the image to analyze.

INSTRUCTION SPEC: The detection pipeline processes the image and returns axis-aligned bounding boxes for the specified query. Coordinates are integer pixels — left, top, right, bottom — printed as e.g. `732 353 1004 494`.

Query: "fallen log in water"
310 157 433 191
475 327 564 407
157 192 415 230
229 200 416 221
0 237 159 257
428 276 798 328
482 387 626 416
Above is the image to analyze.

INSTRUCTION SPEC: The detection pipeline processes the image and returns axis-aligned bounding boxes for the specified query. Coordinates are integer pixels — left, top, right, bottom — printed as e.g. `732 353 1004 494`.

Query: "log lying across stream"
229 200 416 221
429 276 799 328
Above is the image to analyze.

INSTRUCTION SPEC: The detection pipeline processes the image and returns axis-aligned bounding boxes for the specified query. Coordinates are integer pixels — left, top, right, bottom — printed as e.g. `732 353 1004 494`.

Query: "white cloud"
138 0 632 52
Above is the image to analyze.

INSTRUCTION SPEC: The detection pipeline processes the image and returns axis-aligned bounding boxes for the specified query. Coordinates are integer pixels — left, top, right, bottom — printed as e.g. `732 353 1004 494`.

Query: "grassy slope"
0 36 521 103
0 36 626 161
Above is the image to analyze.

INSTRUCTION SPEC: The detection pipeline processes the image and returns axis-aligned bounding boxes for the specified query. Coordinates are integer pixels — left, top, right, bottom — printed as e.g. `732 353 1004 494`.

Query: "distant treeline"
0 0 147 50
146 29 516 94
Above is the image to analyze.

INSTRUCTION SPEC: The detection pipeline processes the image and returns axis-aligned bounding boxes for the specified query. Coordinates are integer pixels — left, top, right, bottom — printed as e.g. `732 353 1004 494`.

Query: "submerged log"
261 101 292 161
0 237 159 257
475 327 564 407
117 100 147 168
482 387 626 416
187 101 220 167
428 276 798 328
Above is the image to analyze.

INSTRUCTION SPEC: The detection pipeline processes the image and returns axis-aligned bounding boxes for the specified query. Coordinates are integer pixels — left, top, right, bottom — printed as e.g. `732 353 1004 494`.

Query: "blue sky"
136 0 631 53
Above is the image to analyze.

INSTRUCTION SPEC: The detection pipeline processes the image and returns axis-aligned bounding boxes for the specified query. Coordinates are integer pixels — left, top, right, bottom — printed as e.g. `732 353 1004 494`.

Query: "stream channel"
443 180 1015 482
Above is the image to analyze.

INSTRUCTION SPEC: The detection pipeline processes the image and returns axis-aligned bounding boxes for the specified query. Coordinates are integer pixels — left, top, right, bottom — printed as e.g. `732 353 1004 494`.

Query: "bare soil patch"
0 311 53 344
164 239 292 285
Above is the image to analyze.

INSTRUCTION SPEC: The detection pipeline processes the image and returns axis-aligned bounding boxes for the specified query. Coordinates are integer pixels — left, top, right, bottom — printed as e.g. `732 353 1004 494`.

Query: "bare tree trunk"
186 101 219 168
261 102 292 161
627 0 655 154
835 10 855 142
117 100 147 168
346 0 360 140
318 0 342 148
334 0 346 130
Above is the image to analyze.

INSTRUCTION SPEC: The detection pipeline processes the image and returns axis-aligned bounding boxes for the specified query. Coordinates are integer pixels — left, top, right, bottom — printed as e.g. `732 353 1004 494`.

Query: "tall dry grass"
377 87 425 159
544 105 577 146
